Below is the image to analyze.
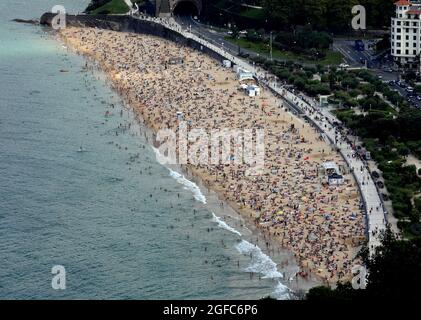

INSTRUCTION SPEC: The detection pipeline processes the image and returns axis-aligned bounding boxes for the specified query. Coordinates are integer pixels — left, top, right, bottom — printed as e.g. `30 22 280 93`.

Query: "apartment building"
391 0 421 69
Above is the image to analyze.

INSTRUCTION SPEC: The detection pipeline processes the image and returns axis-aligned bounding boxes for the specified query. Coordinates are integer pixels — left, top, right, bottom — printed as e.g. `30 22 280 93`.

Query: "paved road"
389 81 421 110
334 40 421 110
134 14 388 253
333 39 376 66
174 16 257 59
333 39 399 80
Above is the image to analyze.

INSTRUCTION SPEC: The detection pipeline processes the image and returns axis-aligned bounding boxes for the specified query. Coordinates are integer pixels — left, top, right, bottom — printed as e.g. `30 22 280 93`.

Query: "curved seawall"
40 13 226 62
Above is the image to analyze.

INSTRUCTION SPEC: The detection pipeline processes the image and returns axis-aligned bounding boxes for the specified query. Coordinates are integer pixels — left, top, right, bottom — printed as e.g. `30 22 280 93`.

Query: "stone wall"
40 13 225 62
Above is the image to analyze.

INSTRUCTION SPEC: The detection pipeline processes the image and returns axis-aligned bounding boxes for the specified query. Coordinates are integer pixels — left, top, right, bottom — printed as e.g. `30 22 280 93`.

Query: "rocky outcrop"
40 13 131 31
39 13 225 62
12 18 39 25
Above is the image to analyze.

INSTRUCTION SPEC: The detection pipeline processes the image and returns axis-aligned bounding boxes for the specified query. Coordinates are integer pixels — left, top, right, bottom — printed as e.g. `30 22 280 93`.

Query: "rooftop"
395 0 411 5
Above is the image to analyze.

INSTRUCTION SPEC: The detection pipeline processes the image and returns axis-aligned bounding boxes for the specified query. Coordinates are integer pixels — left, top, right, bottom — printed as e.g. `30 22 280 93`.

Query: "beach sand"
59 27 365 284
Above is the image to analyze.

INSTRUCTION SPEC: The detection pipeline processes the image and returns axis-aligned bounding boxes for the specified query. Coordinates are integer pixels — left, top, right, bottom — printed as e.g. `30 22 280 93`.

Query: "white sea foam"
235 240 283 279
152 149 291 299
271 281 292 300
211 212 242 236
152 147 207 204
168 169 207 204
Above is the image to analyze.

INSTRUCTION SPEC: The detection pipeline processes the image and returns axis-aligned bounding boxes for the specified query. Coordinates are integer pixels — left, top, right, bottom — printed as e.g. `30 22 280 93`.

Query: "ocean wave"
271 281 292 300
168 169 207 204
211 212 242 236
151 147 207 204
235 240 283 279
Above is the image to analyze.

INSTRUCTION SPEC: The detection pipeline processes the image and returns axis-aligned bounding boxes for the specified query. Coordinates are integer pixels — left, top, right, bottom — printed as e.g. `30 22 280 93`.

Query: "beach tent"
168 57 184 65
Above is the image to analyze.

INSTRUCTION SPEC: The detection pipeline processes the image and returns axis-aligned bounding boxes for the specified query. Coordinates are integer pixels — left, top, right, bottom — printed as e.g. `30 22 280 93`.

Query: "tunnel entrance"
173 1 199 16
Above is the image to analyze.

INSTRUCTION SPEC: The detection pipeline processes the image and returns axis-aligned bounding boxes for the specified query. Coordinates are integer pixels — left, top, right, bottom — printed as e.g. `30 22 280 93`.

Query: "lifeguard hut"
236 68 254 82
320 161 344 185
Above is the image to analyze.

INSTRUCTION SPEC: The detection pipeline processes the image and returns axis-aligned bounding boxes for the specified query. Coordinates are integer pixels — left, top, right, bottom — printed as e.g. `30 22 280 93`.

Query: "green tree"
307 229 421 300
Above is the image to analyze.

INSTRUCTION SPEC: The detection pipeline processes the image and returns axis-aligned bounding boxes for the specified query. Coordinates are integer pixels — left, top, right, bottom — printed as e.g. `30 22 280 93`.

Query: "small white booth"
246 84 261 97
327 173 344 185
322 161 340 176
237 68 254 81
222 60 232 68
176 111 184 121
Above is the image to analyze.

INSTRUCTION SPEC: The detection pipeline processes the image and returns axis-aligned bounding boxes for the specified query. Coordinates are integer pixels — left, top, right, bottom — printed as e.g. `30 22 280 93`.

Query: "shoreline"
106 77 323 294
127 108 323 296
176 163 323 291
56 26 365 286
76 54 319 296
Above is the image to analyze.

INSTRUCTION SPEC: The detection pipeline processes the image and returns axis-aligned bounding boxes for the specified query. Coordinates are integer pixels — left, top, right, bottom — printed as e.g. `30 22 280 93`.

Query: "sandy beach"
59 27 365 284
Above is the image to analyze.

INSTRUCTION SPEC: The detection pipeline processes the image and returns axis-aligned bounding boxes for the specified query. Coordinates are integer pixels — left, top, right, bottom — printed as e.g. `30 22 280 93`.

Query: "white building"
236 68 254 81
322 161 340 176
239 83 260 96
327 173 344 186
222 59 232 68
319 94 332 108
321 162 344 185
246 85 261 97
391 0 421 69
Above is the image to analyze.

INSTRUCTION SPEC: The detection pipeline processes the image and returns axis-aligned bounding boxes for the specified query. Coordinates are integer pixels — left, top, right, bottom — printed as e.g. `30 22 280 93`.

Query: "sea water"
0 0 301 299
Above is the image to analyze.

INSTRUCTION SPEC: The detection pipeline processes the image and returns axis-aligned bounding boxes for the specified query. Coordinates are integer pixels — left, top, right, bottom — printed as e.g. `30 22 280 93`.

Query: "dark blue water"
0 0 294 299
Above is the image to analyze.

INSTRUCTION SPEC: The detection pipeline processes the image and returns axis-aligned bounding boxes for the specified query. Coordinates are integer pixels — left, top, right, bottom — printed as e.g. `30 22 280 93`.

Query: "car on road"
406 86 414 93
355 39 365 51
388 80 395 86
397 81 406 88
339 63 349 69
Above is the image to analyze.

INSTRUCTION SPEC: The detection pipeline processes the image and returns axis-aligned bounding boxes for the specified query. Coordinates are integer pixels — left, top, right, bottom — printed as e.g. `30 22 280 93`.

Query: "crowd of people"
60 27 366 283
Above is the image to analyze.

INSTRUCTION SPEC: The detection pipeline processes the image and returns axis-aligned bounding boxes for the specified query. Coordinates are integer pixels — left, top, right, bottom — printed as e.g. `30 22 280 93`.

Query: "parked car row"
389 80 406 88
388 80 421 109
370 171 386 190
383 67 394 73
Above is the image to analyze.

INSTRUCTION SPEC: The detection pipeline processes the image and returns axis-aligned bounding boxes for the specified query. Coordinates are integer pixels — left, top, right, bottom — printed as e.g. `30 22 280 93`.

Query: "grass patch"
225 37 342 66
240 8 266 21
91 0 129 14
